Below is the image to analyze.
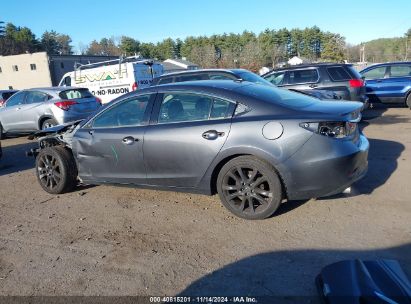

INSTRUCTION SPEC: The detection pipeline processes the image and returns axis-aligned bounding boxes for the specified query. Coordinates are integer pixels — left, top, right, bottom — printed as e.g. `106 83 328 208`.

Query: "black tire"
41 118 58 130
0 123 4 140
35 146 77 194
217 156 283 220
406 93 411 109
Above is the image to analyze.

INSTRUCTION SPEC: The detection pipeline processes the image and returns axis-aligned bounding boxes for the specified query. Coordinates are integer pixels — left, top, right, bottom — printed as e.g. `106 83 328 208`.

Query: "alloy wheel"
221 166 274 215
37 153 62 190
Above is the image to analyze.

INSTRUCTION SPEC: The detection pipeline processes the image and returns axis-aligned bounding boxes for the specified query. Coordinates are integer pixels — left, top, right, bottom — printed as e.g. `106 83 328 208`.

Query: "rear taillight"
349 79 364 88
95 97 102 105
300 121 358 138
132 82 138 91
55 100 77 111
0 99 4 107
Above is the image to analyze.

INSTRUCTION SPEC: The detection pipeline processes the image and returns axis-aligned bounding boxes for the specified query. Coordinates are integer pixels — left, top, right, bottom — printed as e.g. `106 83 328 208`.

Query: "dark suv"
360 62 411 108
262 63 368 106
152 69 341 100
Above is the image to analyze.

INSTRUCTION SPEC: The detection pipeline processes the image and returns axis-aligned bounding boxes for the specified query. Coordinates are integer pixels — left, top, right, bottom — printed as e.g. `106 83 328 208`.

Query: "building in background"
0 52 117 89
162 58 199 73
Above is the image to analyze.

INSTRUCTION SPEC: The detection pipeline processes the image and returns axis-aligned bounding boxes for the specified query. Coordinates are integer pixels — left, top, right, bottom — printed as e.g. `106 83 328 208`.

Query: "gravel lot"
0 105 410 300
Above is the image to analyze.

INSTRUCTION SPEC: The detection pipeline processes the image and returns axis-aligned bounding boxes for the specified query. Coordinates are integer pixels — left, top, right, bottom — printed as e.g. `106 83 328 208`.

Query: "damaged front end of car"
26 120 83 157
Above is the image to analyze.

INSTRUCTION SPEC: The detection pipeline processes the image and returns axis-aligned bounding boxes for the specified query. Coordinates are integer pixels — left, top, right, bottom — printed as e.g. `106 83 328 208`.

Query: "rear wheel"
35 146 77 194
41 118 58 130
217 156 283 220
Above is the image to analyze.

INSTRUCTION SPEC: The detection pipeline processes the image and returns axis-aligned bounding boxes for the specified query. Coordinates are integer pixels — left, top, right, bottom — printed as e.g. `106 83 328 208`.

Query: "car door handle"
309 84 318 88
122 136 139 145
202 130 225 140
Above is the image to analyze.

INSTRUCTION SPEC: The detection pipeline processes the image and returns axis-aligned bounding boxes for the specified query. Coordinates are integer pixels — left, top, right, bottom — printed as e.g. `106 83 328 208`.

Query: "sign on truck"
59 57 163 104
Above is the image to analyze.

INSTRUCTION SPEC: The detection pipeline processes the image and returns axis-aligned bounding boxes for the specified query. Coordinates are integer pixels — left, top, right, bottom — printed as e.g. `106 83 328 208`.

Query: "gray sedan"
29 80 368 220
0 87 101 139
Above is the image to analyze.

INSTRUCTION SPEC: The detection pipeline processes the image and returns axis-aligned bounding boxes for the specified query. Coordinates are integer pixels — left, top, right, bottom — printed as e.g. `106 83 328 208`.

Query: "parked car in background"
0 90 18 107
28 80 368 220
262 63 368 106
359 62 411 108
151 69 340 100
0 87 101 139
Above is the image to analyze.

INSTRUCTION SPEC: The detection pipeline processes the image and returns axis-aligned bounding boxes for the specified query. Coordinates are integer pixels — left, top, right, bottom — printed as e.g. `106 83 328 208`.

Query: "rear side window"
390 65 411 77
59 89 93 99
288 69 319 84
176 74 209 82
361 66 386 80
208 73 237 80
158 77 173 85
327 67 352 81
158 93 232 123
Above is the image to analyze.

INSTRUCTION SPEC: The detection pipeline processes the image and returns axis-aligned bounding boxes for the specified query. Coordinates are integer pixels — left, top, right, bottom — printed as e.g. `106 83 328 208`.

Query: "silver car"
0 87 101 139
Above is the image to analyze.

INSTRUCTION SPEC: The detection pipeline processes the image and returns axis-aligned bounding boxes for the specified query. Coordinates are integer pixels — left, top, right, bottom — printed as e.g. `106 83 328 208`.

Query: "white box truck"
59 56 163 104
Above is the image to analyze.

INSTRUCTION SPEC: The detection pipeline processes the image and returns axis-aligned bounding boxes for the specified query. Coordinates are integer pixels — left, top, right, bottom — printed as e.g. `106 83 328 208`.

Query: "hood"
28 120 83 140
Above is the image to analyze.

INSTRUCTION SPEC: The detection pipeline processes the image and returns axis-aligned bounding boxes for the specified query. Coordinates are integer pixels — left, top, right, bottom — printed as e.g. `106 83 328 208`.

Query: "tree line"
1 21 410 71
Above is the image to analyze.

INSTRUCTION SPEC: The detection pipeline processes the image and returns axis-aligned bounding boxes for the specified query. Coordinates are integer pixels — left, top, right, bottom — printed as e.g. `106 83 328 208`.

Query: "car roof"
272 63 353 72
361 61 411 69
151 79 251 90
157 68 249 78
22 86 87 93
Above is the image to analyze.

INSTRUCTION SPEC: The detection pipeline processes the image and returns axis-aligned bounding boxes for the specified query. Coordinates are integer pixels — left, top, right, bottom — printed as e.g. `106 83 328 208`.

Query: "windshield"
238 84 317 109
236 71 274 86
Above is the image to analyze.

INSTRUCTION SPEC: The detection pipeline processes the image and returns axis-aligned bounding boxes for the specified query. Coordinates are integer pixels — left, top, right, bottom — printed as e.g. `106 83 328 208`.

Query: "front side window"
288 69 319 84
92 95 151 128
5 92 25 107
264 72 285 85
158 93 232 123
390 65 411 77
361 66 386 80
25 91 49 104
63 76 71 86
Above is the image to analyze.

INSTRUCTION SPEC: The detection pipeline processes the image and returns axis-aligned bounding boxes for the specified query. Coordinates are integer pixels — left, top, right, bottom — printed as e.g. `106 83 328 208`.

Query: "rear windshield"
238 84 316 109
59 89 93 99
327 67 352 81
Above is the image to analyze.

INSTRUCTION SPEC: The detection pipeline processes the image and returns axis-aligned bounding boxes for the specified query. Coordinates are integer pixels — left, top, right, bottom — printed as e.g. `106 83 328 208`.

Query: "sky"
2 0 411 52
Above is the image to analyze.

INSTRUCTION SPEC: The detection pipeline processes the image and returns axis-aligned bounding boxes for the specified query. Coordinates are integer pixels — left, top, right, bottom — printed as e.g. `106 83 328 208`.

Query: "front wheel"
0 123 5 140
35 146 77 194
217 156 283 220
406 93 411 109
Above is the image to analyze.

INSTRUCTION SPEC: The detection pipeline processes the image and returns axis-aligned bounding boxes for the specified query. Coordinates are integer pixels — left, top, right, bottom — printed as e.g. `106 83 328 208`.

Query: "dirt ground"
0 105 410 301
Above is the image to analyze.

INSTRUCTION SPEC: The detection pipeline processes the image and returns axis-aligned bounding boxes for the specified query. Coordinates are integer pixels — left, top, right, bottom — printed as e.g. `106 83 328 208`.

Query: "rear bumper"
278 133 369 200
